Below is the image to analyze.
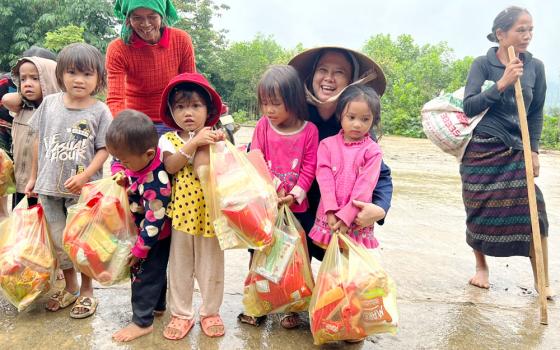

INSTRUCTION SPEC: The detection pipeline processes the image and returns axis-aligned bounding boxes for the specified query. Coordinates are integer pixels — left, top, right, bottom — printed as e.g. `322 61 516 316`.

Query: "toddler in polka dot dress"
158 73 227 339
106 110 172 342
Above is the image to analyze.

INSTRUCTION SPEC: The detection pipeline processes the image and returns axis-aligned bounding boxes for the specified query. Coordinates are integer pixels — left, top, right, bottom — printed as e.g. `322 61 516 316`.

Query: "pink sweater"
309 131 382 248
250 117 319 213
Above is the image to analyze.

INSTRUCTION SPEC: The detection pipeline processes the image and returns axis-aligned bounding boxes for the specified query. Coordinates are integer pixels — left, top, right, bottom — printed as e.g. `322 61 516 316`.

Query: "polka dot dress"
164 132 214 237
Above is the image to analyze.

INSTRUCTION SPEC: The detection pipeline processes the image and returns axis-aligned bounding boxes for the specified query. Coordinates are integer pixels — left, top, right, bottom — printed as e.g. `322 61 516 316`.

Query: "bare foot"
112 323 153 342
535 284 556 300
469 268 490 289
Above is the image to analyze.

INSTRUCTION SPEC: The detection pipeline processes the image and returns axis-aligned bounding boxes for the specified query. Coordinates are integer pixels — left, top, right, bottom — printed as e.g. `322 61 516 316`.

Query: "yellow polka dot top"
164 132 215 237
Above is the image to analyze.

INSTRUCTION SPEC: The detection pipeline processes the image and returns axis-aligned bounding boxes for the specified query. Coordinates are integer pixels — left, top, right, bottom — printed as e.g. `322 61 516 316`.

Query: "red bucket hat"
159 73 223 129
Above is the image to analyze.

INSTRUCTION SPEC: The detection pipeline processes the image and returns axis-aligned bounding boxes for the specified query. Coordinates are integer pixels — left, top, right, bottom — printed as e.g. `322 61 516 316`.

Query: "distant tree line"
0 0 557 148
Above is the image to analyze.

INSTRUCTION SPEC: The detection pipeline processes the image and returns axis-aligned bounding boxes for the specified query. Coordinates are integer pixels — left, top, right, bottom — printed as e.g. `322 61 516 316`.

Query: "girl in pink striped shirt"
238 65 318 329
251 65 319 217
309 84 383 249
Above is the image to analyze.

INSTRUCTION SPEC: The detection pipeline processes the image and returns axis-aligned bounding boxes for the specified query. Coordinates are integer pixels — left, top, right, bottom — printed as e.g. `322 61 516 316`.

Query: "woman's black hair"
257 65 308 121
22 46 57 61
335 84 382 137
106 109 158 155
169 82 216 118
56 43 107 95
487 6 531 42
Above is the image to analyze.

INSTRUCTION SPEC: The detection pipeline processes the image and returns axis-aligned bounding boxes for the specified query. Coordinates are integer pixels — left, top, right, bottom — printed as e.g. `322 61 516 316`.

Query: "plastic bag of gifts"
308 232 398 345
242 205 314 316
63 174 137 286
206 141 277 250
0 198 57 311
0 149 16 196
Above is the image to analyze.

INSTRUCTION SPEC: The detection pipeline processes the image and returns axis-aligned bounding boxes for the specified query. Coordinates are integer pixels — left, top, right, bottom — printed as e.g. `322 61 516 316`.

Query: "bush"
232 110 257 125
540 114 560 150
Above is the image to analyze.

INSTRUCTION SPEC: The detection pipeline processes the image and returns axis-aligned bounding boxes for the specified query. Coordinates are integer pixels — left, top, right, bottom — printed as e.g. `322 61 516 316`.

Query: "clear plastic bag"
0 198 56 311
309 233 398 344
0 149 16 196
242 205 314 316
63 174 137 286
207 141 277 250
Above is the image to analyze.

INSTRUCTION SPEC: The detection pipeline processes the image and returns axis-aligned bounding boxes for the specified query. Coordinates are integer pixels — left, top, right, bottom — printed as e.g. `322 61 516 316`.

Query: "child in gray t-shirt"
26 43 111 319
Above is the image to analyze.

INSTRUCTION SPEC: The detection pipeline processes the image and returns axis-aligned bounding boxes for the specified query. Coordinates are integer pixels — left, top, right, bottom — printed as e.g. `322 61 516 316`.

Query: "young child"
238 65 319 329
158 73 226 339
25 43 112 319
106 110 172 342
1 55 60 208
309 84 383 249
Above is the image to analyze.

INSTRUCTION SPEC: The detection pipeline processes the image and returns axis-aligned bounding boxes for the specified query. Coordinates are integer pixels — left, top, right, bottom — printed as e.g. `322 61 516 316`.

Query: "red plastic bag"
0 198 56 311
63 174 137 286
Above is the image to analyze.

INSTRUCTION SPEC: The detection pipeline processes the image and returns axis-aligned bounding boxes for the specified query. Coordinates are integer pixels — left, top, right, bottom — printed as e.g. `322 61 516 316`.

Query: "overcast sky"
215 0 560 81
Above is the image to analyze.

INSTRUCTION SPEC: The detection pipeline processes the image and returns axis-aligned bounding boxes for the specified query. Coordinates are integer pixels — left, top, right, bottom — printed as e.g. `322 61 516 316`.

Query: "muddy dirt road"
1 130 558 349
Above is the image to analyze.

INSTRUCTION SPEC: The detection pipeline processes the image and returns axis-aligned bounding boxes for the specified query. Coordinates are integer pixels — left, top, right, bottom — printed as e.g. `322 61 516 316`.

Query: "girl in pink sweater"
309 84 383 249
251 65 319 213
238 65 318 329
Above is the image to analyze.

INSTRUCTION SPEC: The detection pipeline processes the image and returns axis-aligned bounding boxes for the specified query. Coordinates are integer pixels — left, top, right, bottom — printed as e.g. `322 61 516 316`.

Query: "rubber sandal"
45 290 79 312
200 315 225 337
280 312 300 329
237 313 266 327
163 316 194 340
70 296 98 319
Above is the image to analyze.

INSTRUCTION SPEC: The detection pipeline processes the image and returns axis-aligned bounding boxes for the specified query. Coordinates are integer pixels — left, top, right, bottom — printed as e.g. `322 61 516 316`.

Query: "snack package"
242 205 314 316
63 174 137 286
309 233 398 345
206 141 277 250
0 198 56 311
0 149 16 196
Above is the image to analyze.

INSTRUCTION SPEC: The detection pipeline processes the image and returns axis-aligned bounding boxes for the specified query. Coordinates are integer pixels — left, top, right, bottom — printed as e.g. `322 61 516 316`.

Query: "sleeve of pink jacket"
290 123 319 203
315 140 339 213
250 118 281 189
335 143 383 227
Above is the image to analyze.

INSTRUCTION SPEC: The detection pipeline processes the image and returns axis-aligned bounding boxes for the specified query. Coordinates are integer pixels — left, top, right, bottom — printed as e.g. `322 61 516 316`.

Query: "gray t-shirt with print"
30 92 111 198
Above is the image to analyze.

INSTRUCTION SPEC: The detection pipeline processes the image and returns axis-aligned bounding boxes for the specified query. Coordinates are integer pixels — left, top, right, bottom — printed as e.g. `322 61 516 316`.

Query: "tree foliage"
216 34 291 116
0 0 115 71
44 25 85 52
363 34 472 137
174 0 229 79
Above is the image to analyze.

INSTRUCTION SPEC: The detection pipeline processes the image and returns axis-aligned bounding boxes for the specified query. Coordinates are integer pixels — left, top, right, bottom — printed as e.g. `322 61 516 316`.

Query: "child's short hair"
106 110 158 155
257 65 307 121
55 43 107 95
336 84 382 134
22 46 57 61
169 83 215 116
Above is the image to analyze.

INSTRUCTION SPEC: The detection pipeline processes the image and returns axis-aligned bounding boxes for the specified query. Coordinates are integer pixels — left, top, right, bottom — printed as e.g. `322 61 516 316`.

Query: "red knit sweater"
106 27 196 123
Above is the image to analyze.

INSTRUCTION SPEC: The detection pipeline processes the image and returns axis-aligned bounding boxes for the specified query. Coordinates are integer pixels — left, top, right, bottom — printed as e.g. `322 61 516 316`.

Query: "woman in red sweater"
106 0 196 135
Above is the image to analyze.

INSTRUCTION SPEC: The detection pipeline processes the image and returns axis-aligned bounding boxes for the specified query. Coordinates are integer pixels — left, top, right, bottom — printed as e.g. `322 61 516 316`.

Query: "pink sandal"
163 316 195 340
200 315 225 337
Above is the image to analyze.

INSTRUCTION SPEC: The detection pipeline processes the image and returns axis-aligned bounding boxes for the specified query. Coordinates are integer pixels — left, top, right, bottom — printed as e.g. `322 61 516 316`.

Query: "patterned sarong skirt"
460 133 548 257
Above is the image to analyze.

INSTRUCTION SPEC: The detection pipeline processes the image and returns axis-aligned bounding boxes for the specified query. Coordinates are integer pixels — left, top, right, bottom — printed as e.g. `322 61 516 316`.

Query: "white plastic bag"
421 81 494 161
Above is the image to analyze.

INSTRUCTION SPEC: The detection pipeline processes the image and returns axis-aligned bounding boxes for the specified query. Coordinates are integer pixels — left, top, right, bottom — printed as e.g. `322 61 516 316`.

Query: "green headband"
114 0 180 43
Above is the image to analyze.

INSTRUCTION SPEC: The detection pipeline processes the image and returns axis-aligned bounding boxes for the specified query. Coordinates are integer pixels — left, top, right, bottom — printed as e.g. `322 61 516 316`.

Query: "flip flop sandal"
280 313 301 329
237 313 266 327
70 296 98 319
200 315 225 337
45 290 79 312
163 316 194 340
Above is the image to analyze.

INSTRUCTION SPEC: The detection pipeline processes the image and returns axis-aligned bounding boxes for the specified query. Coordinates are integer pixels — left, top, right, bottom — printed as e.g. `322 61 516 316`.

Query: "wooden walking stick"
507 45 548 325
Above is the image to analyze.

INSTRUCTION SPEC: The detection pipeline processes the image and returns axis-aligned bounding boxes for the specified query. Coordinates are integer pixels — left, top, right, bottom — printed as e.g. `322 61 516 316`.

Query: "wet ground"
1 128 558 349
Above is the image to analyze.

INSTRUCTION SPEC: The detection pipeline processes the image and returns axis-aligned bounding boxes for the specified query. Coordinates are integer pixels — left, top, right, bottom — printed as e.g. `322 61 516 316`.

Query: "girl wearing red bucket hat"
158 73 227 339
